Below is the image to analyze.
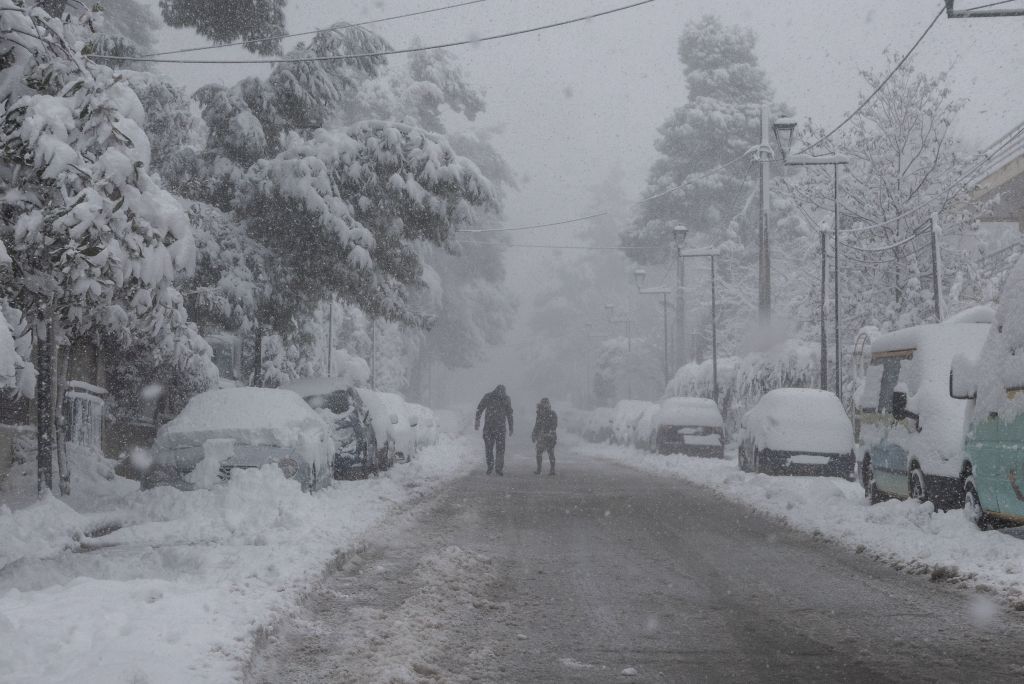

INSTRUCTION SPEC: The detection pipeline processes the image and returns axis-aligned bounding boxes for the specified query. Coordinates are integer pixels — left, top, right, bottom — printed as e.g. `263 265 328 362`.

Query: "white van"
855 313 991 508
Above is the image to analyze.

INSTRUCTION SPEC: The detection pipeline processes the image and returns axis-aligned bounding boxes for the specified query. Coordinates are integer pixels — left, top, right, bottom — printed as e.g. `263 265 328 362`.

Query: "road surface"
246 447 1024 682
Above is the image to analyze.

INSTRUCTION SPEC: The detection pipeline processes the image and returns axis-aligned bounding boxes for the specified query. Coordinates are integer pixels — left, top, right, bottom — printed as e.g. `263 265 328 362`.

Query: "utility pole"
673 226 689 368
929 214 945 322
326 297 334 376
757 104 772 323
833 162 841 402
819 228 828 390
370 317 376 390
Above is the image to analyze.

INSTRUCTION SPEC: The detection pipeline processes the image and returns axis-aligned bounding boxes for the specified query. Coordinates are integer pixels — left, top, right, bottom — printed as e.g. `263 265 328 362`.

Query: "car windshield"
6 2 1024 682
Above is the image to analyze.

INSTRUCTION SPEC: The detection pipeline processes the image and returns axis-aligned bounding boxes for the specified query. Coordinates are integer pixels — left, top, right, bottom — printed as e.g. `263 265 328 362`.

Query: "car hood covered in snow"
154 387 329 452
746 389 853 454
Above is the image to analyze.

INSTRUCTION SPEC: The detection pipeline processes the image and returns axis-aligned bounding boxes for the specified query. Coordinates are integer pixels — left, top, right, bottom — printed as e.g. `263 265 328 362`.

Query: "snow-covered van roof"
869 320 991 357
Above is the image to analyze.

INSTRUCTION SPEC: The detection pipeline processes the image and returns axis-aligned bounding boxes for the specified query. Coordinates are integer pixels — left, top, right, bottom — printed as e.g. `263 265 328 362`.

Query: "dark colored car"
280 378 382 479
653 397 725 457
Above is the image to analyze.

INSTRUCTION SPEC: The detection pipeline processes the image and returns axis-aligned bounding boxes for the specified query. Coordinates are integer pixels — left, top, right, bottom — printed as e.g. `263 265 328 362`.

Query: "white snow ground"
0 436 475 684
587 441 1024 605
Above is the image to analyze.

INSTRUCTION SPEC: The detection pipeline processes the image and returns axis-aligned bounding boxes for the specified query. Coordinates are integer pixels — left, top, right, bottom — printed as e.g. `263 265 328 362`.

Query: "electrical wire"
455 240 661 251
459 151 749 234
778 119 1024 236
794 5 945 155
840 219 932 252
954 0 1022 14
142 0 491 57
87 0 656 64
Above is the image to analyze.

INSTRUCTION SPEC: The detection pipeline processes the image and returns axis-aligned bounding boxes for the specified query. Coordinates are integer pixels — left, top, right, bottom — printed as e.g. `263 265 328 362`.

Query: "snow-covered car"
739 388 853 478
610 400 653 445
582 408 614 443
142 387 334 492
654 397 725 457
633 402 662 451
408 403 439 448
279 377 381 478
356 389 417 463
856 313 991 507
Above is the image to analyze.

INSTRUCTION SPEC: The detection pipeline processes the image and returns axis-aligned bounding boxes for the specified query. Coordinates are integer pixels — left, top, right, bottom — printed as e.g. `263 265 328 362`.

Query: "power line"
88 0 656 65
459 151 749 234
142 0 492 57
456 240 661 251
795 5 945 155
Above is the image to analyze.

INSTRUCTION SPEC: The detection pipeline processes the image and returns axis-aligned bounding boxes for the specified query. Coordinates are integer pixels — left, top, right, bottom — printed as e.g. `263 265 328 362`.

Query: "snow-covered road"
0 437 476 684
247 445 1024 682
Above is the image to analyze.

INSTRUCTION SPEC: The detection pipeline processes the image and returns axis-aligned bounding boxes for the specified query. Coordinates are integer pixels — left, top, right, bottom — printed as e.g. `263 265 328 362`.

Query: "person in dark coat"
475 384 513 475
531 397 558 475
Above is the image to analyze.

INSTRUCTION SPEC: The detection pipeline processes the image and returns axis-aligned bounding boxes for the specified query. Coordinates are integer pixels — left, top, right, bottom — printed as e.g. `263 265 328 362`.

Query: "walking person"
475 384 513 475
531 397 558 476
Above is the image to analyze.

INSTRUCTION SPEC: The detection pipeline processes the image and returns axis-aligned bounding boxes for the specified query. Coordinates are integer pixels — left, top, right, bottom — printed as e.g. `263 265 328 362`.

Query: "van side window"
877 358 902 414
862 363 885 411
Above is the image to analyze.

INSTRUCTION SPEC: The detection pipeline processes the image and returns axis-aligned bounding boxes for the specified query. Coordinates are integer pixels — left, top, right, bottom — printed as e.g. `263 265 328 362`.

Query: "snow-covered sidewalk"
587 442 1024 604
0 436 476 684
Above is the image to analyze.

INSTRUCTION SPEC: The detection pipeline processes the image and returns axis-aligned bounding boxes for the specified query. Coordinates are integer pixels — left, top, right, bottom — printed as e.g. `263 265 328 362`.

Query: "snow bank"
0 436 476 683
590 444 1024 603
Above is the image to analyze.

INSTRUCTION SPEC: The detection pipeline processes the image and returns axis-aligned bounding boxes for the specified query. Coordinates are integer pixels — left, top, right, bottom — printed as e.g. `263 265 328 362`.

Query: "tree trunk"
252 325 263 387
35 320 53 495
54 336 70 496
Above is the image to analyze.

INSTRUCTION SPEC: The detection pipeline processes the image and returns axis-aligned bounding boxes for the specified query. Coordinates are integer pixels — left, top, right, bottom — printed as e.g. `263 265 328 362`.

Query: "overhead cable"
142 0 491 57
460 151 749 234
87 0 656 64
794 5 944 155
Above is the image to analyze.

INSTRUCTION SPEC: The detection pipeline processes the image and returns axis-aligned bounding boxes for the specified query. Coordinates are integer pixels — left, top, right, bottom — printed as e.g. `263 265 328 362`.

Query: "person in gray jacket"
531 397 558 475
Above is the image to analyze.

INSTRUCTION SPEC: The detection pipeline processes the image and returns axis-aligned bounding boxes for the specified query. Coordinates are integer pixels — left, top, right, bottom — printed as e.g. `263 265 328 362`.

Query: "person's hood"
494 384 507 398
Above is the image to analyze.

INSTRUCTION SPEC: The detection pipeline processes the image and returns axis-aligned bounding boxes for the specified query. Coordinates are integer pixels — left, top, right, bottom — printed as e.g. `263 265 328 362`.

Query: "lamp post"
677 248 720 406
773 117 849 401
672 225 689 368
633 268 672 387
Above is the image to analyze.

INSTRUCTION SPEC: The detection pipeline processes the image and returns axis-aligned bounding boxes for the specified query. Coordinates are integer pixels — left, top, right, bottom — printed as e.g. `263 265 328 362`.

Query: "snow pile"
590 444 1024 602
0 436 476 684
0 313 16 388
969 256 1024 423
610 400 656 444
741 389 851 453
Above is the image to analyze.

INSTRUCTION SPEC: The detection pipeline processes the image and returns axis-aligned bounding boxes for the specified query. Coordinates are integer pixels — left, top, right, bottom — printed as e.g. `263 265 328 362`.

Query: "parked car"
856 315 991 507
633 402 661 451
142 387 333 492
951 268 1024 527
738 388 853 477
408 403 439 448
356 389 416 463
582 407 614 443
279 377 381 478
610 400 652 445
653 397 724 457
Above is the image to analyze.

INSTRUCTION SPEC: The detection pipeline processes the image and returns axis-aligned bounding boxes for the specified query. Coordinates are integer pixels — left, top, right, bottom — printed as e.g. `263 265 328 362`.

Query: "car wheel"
909 466 927 503
862 457 884 504
963 473 992 530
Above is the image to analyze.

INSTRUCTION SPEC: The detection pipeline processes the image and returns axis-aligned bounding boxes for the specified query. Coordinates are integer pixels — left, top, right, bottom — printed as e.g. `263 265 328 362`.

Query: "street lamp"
672 225 689 368
677 248 720 406
773 117 849 402
633 267 672 387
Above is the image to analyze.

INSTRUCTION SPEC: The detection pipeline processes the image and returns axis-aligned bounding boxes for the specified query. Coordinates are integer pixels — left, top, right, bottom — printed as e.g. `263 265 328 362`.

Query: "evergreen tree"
159 0 286 55
0 1 213 492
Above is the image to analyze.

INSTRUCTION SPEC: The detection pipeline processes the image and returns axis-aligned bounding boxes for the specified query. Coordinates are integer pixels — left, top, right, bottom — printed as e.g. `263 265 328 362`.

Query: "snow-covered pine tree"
623 16 803 360
0 1 211 493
